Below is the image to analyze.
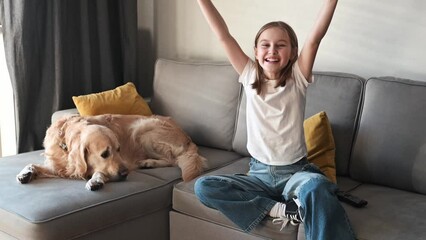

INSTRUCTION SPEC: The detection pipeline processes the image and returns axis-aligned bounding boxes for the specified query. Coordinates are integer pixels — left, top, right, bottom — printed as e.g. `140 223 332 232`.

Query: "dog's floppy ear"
67 142 88 179
78 142 89 176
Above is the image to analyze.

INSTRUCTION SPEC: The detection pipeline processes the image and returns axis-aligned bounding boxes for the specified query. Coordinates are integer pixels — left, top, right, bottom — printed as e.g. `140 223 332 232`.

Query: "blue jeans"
194 158 355 240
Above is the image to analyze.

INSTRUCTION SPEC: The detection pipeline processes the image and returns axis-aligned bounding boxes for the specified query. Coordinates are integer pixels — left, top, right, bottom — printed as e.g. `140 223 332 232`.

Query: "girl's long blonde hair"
251 21 299 95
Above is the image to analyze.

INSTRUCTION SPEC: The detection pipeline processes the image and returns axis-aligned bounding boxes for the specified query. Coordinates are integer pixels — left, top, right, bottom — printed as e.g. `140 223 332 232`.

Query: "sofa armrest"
51 108 79 123
51 97 152 124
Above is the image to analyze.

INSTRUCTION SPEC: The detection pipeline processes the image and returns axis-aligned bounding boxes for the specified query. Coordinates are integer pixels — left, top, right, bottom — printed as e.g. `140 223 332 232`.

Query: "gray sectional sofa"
0 58 425 240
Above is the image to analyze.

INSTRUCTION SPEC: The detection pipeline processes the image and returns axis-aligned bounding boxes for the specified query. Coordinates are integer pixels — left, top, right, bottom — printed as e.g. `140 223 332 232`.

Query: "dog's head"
68 124 129 182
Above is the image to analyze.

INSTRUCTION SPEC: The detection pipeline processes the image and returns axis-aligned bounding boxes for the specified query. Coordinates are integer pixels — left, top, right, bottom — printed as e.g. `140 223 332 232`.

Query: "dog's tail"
177 143 207 182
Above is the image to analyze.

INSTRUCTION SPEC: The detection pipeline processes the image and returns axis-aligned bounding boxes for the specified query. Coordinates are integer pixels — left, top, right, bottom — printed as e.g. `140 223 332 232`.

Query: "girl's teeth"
266 59 278 62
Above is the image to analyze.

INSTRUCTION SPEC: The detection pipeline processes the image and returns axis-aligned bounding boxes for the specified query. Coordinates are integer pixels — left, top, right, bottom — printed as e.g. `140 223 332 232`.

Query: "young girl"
194 0 356 239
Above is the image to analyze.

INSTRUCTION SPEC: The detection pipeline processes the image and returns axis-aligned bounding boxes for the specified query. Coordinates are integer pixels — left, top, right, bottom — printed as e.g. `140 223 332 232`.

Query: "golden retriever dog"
16 114 207 191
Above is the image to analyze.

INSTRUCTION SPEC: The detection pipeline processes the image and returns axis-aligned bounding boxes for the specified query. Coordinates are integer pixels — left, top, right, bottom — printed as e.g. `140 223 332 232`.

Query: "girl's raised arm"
197 0 249 74
298 0 338 82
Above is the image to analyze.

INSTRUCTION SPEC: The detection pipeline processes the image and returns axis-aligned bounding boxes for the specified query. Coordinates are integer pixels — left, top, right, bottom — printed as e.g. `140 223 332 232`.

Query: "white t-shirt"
238 59 311 165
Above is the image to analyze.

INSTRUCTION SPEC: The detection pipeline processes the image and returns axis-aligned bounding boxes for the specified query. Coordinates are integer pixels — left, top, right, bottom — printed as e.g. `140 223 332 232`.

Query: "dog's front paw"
16 165 36 184
85 173 107 191
85 179 104 191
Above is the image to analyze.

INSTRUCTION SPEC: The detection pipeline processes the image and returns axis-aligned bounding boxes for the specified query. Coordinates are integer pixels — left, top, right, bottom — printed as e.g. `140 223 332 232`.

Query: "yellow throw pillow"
304 111 337 183
72 82 152 116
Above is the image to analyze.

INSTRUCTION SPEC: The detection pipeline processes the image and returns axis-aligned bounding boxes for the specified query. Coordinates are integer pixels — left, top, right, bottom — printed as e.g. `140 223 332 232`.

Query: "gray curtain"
0 0 137 153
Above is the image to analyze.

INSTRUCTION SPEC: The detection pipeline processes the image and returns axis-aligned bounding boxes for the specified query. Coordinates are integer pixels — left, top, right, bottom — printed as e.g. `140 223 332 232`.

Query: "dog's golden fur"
17 114 207 190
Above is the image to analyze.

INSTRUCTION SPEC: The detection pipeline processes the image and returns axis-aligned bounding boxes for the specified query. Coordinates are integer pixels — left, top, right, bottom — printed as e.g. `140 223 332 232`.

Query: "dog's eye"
101 150 110 159
117 146 120 152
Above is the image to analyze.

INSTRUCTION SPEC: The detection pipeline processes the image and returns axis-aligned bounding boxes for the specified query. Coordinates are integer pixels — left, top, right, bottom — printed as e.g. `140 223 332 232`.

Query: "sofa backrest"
305 72 365 176
351 77 426 194
150 59 241 151
232 72 365 176
150 59 366 177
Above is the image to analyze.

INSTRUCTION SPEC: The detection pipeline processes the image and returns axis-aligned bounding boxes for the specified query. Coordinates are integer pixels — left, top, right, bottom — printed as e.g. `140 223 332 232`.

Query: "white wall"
142 0 426 81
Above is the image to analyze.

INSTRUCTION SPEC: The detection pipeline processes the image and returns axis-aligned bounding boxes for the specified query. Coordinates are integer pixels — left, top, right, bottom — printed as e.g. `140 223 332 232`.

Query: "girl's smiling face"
255 27 295 80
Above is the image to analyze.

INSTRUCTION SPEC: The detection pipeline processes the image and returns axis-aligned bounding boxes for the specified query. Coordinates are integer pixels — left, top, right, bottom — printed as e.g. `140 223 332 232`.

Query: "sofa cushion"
150 59 241 150
351 77 426 193
172 158 299 239
233 72 364 176
304 111 336 183
172 161 362 240
0 151 180 240
170 211 270 240
343 184 426 240
72 82 152 116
